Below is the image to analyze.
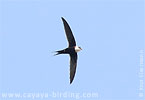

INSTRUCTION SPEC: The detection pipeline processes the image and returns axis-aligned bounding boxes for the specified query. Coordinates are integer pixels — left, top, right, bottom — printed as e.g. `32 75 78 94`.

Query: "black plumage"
55 17 81 84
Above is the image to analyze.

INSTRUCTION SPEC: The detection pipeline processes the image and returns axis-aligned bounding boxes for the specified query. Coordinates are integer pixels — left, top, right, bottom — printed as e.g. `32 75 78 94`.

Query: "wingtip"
61 17 64 20
70 78 74 84
70 80 73 84
61 17 66 21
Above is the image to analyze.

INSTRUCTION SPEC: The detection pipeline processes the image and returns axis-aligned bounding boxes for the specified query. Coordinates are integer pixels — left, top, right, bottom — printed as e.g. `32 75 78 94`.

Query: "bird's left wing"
69 53 77 84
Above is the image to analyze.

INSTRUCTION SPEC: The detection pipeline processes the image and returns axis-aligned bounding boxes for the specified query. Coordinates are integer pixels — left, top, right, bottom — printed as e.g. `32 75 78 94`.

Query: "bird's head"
75 46 82 52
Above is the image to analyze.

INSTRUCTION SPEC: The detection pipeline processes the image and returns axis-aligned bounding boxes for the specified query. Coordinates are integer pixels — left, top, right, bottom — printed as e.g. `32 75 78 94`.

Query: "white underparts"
75 46 81 52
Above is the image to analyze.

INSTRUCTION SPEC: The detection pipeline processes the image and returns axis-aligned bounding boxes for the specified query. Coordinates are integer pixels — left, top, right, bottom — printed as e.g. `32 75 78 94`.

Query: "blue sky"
0 0 144 100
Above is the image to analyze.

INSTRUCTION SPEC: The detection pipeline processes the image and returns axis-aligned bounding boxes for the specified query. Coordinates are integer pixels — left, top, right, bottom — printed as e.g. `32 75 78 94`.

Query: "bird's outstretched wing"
69 53 77 84
61 17 76 47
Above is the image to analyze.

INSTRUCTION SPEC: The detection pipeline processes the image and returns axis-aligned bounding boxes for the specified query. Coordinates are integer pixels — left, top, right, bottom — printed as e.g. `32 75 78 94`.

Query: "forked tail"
54 50 64 56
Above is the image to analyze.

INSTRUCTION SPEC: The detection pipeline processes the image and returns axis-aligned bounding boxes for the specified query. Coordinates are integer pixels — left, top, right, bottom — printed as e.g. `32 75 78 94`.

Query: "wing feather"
69 53 77 84
61 17 76 47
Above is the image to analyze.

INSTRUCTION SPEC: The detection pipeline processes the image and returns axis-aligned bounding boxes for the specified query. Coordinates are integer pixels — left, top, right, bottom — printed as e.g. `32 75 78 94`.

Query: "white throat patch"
75 46 81 52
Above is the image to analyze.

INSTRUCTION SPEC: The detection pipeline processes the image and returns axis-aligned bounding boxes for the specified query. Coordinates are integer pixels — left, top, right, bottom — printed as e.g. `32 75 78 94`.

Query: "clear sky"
0 0 144 100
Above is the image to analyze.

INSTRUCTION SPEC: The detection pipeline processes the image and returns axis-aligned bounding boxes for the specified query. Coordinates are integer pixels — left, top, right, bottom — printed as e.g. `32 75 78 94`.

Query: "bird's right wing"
61 17 76 47
69 53 77 84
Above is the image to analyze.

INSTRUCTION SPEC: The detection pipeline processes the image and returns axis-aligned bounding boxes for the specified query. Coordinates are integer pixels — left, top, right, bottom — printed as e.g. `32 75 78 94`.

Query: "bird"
55 17 82 84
